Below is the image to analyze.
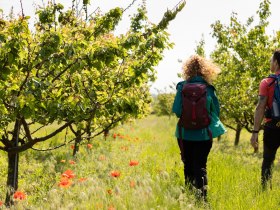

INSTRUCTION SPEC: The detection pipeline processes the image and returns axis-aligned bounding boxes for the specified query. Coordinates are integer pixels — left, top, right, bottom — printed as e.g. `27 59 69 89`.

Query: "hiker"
172 55 226 200
250 49 280 190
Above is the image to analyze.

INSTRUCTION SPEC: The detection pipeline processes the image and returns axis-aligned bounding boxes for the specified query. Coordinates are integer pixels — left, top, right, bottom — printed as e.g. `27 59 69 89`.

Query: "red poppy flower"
129 160 139 166
87 144 93 149
78 178 87 182
70 145 74 150
58 178 72 188
62 169 75 179
69 160 76 164
107 189 113 195
13 191 26 200
110 170 120 177
130 180 136 188
0 201 3 206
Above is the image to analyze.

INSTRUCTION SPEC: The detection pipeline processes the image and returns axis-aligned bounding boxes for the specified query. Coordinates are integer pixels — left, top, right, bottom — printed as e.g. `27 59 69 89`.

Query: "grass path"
0 115 280 209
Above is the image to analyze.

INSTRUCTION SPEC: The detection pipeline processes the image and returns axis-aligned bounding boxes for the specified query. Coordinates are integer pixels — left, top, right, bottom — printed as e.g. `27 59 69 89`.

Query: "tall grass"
0 115 280 209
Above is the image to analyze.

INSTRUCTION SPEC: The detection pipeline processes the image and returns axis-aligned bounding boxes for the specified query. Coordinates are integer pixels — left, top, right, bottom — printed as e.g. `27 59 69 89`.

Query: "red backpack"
178 82 211 130
177 82 212 161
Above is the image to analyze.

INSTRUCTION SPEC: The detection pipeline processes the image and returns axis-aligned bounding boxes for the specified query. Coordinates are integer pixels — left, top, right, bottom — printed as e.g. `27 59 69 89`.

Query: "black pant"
177 139 212 196
261 127 280 188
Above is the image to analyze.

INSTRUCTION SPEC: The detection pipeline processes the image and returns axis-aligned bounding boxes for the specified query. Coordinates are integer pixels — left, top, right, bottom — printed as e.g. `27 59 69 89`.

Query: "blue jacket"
172 76 226 141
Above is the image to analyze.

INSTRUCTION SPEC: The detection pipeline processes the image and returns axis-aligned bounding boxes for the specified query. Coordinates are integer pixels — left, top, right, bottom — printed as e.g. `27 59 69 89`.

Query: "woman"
172 55 226 200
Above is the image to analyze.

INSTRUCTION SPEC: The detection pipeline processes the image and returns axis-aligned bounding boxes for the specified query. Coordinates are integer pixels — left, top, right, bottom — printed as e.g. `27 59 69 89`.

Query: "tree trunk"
234 124 242 146
73 130 82 156
5 152 19 205
86 121 91 142
5 119 20 206
104 129 109 141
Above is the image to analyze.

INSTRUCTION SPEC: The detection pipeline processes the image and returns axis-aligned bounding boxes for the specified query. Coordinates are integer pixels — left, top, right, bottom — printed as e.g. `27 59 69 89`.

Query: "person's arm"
209 86 220 117
172 82 183 118
250 95 267 150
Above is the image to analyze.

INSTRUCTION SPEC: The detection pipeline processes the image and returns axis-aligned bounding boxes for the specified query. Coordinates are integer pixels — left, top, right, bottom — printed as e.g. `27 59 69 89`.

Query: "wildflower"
121 146 128 151
107 189 113 195
13 191 26 200
129 160 139 166
113 133 117 139
58 178 72 188
130 181 136 188
87 144 93 149
0 201 3 206
60 159 66 163
70 145 74 150
62 169 75 179
69 160 76 164
110 170 120 178
99 155 106 161
78 178 87 182
108 206 116 210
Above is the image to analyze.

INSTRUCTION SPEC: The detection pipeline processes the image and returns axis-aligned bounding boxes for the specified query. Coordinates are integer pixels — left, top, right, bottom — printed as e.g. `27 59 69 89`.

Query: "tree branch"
21 117 33 142
69 124 77 135
0 146 6 152
17 69 31 97
19 0 25 17
223 122 237 131
51 59 80 83
1 135 12 147
92 115 123 139
6 121 73 153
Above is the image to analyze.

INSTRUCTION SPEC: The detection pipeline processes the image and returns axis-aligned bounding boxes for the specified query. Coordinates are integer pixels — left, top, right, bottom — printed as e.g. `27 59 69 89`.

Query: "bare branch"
92 115 123 139
1 135 12 147
69 124 77 135
123 0 138 13
223 122 237 131
7 121 73 154
19 0 25 17
30 124 48 136
21 117 33 142
31 138 76 151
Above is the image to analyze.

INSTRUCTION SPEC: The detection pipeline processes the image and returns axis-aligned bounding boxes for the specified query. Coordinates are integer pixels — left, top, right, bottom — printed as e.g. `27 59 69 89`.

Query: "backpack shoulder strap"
267 74 278 87
176 81 187 90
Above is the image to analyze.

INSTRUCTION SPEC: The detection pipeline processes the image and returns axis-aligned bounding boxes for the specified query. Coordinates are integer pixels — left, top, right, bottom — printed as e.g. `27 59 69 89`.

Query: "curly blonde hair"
182 55 221 84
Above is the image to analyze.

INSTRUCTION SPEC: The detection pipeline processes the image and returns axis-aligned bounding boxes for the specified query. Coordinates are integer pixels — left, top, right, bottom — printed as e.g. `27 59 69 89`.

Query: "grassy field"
0 115 280 209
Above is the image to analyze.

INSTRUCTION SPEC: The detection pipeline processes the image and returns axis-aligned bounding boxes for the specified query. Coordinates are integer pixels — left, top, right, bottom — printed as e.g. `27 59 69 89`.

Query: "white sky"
1 0 280 93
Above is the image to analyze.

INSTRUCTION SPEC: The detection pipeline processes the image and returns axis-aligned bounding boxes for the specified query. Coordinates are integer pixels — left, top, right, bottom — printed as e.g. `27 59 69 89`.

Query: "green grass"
0 115 280 209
